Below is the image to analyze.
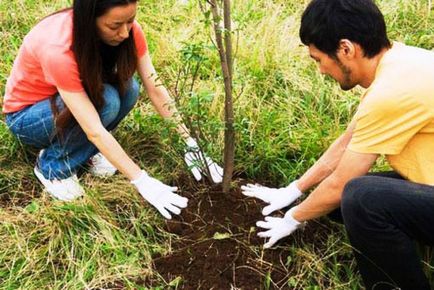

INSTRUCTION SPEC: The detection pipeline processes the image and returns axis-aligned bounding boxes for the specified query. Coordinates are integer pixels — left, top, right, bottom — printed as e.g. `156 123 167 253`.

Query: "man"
242 0 434 289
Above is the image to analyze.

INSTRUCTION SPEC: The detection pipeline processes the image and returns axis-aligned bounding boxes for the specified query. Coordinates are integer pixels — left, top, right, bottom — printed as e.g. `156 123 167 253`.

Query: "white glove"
241 181 302 215
184 137 223 184
256 206 304 248
131 170 188 219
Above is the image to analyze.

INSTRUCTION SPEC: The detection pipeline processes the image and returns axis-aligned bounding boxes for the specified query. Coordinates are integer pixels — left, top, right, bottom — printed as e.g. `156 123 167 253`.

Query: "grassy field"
0 0 433 289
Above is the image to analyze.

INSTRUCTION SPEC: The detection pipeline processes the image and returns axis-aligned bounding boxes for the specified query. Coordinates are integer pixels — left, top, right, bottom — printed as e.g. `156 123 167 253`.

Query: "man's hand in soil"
184 137 223 184
256 206 304 248
131 170 188 219
241 181 302 215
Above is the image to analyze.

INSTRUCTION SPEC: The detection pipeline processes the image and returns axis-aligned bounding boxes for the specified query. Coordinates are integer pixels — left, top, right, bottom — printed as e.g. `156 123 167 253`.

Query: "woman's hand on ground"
131 170 188 219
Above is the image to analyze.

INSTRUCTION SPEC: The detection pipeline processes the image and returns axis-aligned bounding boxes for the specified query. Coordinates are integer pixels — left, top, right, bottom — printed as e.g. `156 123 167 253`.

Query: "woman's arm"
136 52 224 183
58 88 188 218
136 52 190 139
58 88 142 181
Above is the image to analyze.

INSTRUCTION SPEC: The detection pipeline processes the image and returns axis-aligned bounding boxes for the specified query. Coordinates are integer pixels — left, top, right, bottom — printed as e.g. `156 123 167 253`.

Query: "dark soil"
150 179 340 290
0 175 39 208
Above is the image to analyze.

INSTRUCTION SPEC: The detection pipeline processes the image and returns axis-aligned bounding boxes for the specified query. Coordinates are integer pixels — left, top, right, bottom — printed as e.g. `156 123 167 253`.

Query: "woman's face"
96 2 137 46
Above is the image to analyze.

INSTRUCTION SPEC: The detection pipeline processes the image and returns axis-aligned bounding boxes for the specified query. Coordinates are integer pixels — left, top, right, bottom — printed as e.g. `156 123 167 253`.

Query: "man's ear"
337 39 356 60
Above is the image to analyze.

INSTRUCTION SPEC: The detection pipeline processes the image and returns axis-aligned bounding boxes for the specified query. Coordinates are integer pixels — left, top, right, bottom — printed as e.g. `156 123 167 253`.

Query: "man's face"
308 44 356 91
96 2 137 46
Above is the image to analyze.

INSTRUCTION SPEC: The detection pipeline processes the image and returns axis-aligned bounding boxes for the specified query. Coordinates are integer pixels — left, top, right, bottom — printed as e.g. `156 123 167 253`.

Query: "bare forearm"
293 175 343 221
297 130 352 192
148 88 190 139
293 149 377 222
88 130 141 181
148 85 173 118
139 54 191 139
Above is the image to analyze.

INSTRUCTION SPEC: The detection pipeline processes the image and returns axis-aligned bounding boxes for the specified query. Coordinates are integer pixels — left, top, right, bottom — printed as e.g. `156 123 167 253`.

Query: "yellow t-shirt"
349 42 434 185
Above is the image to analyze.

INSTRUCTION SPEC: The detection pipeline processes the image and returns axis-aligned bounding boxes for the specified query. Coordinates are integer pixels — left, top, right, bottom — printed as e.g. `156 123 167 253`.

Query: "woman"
3 0 223 219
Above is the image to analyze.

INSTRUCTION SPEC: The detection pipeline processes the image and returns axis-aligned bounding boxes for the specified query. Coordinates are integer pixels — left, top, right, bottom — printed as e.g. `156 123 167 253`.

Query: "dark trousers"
330 172 434 290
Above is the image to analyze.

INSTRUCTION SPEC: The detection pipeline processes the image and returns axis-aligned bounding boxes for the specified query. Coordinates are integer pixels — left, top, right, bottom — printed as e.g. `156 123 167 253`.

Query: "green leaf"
168 276 183 287
24 201 39 214
213 232 231 240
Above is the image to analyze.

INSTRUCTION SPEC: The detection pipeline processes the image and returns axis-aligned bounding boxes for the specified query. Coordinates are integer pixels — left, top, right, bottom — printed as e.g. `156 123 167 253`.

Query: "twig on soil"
218 248 241 276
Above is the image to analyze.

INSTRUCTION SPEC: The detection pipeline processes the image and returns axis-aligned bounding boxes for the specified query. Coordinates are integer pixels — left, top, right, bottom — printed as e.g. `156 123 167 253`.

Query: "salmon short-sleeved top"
349 42 434 185
2 9 147 113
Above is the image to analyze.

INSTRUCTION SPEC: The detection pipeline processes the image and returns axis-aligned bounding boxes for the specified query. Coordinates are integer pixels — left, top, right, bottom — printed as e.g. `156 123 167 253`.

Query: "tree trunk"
210 0 235 193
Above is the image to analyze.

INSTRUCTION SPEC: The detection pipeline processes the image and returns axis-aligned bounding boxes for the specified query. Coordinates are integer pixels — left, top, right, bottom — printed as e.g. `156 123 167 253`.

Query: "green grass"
1 0 433 288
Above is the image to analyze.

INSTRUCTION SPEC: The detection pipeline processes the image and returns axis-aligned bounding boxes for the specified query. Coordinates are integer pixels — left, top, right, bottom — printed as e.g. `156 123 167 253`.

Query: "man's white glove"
184 137 223 184
131 170 188 219
256 206 304 248
241 181 302 215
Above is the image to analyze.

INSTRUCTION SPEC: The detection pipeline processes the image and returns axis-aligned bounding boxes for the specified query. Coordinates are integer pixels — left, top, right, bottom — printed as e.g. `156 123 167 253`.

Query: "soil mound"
152 180 334 289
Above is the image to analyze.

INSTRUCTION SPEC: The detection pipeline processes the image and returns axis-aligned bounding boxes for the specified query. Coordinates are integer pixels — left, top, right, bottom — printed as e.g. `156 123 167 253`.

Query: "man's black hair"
300 0 391 58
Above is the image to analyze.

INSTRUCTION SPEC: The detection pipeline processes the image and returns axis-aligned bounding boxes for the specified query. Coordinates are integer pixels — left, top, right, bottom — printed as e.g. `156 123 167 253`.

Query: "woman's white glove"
131 170 188 219
241 181 302 215
184 137 223 184
256 206 304 248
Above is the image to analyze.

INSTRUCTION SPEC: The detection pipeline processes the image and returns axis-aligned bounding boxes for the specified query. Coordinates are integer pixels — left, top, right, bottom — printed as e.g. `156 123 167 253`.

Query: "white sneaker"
34 166 84 201
89 153 117 177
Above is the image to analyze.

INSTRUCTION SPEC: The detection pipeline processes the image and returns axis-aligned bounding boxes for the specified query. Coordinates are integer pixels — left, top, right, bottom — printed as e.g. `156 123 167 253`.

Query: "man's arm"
253 143 378 248
293 149 378 222
296 120 356 192
242 120 358 216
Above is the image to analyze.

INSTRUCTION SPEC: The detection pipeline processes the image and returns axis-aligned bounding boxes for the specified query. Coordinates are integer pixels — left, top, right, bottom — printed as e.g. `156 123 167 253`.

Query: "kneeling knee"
100 84 121 125
341 176 376 220
122 79 140 109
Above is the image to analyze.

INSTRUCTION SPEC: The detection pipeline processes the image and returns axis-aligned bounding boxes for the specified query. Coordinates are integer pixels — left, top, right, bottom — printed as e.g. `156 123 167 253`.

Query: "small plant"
169 0 236 191
168 41 225 184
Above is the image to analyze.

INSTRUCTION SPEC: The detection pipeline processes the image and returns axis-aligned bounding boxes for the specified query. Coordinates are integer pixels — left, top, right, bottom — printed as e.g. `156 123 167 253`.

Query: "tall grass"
0 0 433 288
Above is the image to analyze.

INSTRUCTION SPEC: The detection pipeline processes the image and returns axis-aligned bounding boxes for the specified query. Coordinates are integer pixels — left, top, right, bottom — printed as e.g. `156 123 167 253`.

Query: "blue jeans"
330 172 434 290
5 80 139 180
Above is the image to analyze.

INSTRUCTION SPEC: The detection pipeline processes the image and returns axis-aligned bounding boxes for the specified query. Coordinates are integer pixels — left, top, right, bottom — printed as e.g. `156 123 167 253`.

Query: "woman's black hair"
55 0 138 133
